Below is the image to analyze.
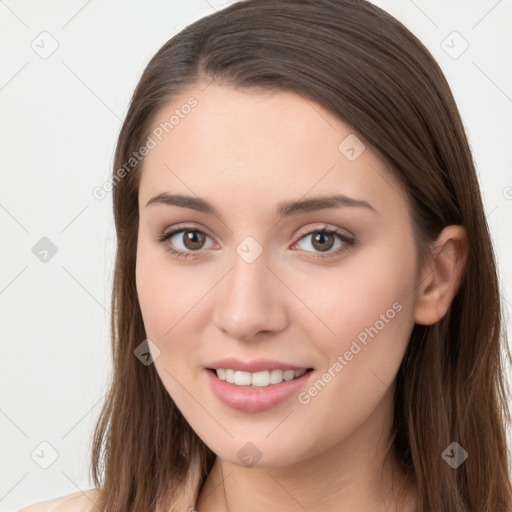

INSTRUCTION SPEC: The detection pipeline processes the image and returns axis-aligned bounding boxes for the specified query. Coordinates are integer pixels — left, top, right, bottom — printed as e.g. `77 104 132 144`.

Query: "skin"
135 84 467 512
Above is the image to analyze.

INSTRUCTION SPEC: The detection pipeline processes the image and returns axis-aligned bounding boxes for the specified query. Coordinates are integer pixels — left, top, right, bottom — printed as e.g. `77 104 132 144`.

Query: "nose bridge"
212 241 287 340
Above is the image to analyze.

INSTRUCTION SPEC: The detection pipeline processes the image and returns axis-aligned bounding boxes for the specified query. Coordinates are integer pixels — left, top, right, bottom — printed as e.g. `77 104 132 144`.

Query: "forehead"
138 84 406 217
147 84 351 160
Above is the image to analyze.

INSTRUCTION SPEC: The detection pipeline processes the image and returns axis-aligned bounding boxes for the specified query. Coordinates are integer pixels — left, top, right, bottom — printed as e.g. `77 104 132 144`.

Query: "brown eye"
181 230 207 250
157 227 216 259
311 231 335 252
293 227 355 259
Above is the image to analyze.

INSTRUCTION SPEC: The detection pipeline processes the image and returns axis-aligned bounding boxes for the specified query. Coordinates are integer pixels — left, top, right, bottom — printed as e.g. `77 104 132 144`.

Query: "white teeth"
269 369 284 384
215 368 307 387
283 370 295 381
234 370 252 386
252 370 270 387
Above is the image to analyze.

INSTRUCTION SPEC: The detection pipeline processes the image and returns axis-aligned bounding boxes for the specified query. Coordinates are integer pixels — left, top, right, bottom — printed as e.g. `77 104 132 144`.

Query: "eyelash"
156 224 355 260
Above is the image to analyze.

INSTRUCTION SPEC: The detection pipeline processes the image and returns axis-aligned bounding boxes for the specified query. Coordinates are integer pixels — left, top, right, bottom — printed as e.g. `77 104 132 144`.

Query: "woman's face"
136 84 420 468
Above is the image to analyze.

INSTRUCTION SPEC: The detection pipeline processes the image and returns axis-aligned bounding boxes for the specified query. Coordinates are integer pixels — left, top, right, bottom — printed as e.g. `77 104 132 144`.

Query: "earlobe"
413 225 468 326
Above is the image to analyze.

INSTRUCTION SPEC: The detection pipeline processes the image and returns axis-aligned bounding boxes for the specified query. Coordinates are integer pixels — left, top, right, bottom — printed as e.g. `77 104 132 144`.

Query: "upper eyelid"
163 222 354 239
163 223 217 244
295 224 353 239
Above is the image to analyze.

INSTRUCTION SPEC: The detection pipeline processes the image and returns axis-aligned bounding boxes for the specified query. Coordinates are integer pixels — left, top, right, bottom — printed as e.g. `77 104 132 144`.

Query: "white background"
0 1 511 510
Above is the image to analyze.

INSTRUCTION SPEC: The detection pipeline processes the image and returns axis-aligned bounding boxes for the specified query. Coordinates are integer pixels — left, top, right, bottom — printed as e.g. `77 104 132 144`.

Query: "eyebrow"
144 192 377 217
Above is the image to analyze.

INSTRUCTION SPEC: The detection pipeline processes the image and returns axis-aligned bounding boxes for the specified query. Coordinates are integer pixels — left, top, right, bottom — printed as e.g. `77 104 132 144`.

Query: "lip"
206 358 310 373
205 367 314 413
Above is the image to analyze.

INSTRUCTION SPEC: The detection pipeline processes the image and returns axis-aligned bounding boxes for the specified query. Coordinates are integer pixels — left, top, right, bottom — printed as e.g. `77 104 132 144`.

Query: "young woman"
21 0 512 511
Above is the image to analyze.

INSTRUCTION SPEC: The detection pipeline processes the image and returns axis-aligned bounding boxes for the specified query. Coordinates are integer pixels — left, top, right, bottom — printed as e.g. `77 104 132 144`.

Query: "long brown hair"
89 1 512 510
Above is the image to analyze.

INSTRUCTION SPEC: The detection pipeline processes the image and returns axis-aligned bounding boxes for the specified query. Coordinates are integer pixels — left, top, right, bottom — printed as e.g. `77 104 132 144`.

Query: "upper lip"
206 358 312 373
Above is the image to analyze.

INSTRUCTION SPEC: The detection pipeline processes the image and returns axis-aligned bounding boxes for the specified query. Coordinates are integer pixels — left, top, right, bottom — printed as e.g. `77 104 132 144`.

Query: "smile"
205 367 314 413
213 368 308 387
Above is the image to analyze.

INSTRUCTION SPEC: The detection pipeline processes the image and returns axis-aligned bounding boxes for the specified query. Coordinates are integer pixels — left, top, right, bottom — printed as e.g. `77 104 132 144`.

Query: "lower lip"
205 369 314 413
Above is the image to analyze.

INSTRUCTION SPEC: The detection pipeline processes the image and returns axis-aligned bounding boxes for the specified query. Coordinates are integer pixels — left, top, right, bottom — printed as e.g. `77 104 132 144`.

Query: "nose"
212 247 288 342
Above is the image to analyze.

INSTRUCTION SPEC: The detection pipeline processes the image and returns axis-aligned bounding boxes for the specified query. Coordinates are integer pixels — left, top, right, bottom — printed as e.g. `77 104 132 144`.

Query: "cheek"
296 244 415 349
135 248 200 402
135 242 204 342
291 241 417 422
135 241 213 398
290 281 415 458
294 242 416 427
135 251 171 339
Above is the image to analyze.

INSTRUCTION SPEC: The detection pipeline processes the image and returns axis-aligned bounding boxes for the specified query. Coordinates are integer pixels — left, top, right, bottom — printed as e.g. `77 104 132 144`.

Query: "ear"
414 225 468 326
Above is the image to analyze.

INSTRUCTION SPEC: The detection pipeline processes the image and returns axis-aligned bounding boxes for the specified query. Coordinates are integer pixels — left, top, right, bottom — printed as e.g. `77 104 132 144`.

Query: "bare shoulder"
19 488 102 512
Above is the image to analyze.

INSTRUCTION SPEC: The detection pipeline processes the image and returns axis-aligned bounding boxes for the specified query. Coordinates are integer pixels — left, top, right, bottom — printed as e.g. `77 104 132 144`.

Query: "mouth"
205 366 315 413
206 367 314 388
204 357 315 412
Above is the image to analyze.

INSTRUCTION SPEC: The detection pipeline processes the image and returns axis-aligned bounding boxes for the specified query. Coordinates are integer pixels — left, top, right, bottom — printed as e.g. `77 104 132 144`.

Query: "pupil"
312 232 334 251
184 231 205 250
